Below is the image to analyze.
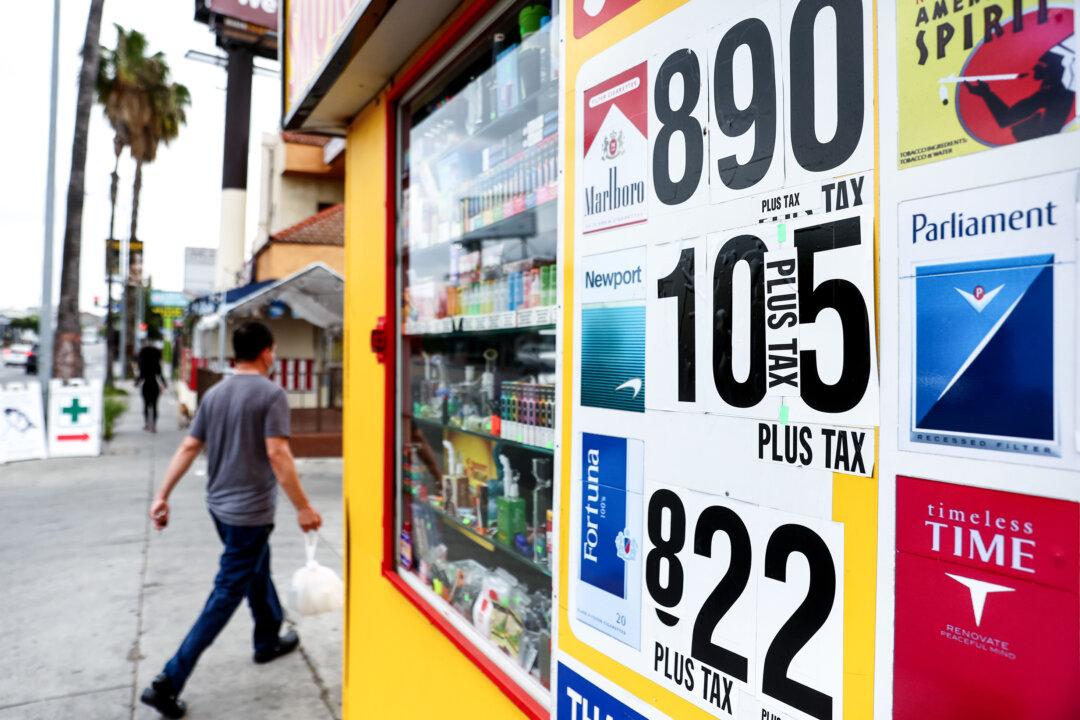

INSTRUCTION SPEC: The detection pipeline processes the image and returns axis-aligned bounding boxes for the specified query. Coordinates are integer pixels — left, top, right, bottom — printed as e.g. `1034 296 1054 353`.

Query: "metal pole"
118 233 129 378
104 256 114 385
39 0 61 401
214 45 254 290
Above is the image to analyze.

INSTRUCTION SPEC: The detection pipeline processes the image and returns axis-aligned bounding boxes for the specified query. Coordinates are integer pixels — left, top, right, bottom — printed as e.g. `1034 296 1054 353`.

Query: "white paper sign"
47 379 103 458
707 0 786 206
0 382 48 463
642 482 844 720
753 419 876 477
650 35 711 211
700 190 878 428
581 246 648 304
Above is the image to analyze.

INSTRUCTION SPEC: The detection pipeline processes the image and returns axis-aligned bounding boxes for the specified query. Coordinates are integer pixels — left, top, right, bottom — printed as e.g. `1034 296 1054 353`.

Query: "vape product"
496 455 527 546
545 509 553 571
442 440 466 517
531 457 552 564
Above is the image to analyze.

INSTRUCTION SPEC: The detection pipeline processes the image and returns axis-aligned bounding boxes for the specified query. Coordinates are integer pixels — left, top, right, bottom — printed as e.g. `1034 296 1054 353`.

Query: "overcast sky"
0 0 280 313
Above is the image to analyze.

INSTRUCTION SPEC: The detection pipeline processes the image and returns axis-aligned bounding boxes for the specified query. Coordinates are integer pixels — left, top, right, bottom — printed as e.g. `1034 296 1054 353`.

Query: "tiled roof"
269 203 344 246
281 131 332 147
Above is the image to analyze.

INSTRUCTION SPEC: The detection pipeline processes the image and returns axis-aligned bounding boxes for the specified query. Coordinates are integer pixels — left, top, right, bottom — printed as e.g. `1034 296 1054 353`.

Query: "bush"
103 397 127 440
104 385 129 398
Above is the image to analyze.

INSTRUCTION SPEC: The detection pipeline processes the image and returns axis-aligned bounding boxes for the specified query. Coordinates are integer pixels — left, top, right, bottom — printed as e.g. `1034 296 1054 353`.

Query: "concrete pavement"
0 386 343 720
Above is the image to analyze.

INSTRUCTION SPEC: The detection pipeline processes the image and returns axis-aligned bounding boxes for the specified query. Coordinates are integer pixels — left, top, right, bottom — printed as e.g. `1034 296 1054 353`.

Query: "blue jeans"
163 514 283 693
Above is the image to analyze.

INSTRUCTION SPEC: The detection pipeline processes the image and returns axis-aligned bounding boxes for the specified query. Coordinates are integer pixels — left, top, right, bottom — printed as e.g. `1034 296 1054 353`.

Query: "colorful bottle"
496 455 527 547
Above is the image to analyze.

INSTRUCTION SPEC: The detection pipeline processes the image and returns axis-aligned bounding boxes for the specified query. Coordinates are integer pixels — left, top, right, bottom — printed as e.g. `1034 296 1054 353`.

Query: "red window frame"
379 2 549 717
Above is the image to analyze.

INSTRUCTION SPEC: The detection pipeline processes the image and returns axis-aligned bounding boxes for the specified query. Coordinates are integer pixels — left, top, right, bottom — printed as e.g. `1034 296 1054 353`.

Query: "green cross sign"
62 398 90 423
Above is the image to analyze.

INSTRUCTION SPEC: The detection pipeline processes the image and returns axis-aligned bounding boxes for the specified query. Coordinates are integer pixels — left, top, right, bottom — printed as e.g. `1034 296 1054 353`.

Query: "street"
0 339 105 385
0 385 343 719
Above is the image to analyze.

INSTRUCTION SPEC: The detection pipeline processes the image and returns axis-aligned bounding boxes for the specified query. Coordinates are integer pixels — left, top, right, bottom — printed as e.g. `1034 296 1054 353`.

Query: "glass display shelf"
416 498 553 578
409 414 553 455
403 307 556 337
431 82 558 167
406 199 556 259
396 571 552 706
395 0 558 697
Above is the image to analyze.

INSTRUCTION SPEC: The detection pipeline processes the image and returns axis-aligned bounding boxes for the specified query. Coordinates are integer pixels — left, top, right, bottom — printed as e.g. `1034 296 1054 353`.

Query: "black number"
691 506 751 682
712 235 767 408
653 49 704 205
794 217 870 413
646 490 686 624
763 524 836 720
657 247 696 402
788 0 864 172
713 18 777 190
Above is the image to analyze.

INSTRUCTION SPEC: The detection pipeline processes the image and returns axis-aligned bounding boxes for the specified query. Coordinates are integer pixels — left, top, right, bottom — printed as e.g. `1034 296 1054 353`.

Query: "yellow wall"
342 95 526 718
255 243 345 282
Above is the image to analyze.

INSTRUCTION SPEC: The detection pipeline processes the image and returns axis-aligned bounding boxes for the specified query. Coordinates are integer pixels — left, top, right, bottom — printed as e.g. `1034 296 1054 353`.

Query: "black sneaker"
253 629 300 664
140 673 186 719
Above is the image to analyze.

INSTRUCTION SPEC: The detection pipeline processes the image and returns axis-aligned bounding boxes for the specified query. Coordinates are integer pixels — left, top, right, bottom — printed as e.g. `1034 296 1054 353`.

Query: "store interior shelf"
404 306 556 338
409 414 553 456
406 199 556 258
460 206 538 243
432 83 558 166
423 499 552 578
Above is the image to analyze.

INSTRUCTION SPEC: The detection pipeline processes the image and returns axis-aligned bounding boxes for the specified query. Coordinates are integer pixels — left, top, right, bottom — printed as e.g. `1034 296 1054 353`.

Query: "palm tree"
128 65 190 245
96 25 152 386
120 61 189 373
53 0 105 380
97 33 191 376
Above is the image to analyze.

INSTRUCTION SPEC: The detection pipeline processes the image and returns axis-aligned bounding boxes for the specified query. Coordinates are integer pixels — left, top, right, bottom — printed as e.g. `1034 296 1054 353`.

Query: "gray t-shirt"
190 374 291 526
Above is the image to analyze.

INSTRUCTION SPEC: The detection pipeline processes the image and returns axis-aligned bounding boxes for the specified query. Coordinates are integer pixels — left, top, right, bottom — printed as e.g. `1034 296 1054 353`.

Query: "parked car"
2 343 32 366
25 344 38 375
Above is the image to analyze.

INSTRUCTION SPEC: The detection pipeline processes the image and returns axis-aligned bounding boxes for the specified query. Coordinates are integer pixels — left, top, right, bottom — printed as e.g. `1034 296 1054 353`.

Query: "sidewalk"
0 386 343 720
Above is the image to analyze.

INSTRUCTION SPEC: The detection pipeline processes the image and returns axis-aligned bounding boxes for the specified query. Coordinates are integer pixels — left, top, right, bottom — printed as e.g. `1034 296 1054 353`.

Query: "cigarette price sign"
561 1 878 719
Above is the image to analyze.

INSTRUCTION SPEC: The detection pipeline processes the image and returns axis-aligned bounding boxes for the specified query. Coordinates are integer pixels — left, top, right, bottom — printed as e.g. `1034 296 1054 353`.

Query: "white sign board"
0 382 48 463
47 379 104 458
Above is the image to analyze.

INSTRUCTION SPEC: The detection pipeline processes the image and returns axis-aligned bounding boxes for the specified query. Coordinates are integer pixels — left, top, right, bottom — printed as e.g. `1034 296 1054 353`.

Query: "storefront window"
395 0 559 698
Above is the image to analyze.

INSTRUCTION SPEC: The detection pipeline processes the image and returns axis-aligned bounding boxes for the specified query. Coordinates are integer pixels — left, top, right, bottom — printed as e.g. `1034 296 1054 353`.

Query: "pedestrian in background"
140 321 322 719
135 341 166 432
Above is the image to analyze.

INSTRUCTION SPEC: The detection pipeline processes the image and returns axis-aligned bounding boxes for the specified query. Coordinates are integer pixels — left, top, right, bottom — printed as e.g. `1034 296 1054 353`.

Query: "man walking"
140 321 322 718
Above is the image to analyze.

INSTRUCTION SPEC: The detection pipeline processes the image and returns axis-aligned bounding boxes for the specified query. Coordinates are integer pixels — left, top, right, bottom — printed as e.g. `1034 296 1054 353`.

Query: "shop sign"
897 172 1078 469
0 381 48 464
894 476 1080 719
285 0 365 114
209 0 278 30
896 1 1076 168
151 290 190 321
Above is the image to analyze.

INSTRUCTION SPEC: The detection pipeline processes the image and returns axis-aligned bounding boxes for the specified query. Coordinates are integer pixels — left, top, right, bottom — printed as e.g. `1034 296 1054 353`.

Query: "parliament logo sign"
912 255 1056 456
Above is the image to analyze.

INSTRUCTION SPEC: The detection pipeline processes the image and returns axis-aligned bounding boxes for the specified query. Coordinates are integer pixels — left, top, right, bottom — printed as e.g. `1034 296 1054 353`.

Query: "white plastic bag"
289 533 344 616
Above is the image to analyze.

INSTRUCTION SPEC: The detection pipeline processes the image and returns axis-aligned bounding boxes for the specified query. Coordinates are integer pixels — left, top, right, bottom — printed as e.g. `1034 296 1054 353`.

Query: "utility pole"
119 233 129 378
39 0 61 398
215 44 254 290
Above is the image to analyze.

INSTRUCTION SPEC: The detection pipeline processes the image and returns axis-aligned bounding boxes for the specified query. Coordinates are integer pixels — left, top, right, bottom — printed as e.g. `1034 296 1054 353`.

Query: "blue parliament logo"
913 254 1056 454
